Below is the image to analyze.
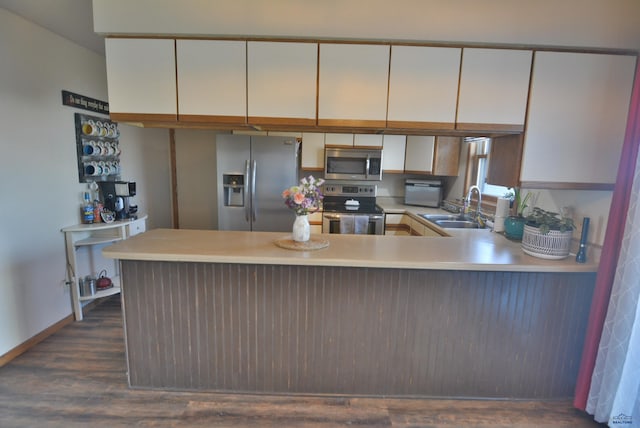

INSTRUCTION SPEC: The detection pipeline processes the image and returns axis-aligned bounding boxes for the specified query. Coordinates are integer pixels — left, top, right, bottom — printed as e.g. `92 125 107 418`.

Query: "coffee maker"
99 181 137 220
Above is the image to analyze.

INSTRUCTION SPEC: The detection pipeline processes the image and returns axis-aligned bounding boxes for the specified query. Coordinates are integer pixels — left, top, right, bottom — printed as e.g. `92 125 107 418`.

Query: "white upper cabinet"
105 38 177 120
521 51 636 186
404 136 436 174
382 135 407 173
301 132 325 170
247 42 318 126
325 133 354 146
457 48 532 131
176 40 246 124
387 46 461 130
354 134 383 147
318 43 390 127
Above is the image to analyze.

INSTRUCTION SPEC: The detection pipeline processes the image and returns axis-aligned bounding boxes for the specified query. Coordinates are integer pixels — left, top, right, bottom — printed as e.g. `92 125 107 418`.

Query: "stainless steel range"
322 183 385 235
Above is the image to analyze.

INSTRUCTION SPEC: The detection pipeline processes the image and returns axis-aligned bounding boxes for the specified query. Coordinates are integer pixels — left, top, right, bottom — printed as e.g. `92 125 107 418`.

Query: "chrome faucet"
465 185 482 218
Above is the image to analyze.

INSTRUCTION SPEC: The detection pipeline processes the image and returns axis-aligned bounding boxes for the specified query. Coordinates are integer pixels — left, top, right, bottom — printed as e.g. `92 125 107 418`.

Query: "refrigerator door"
250 136 298 232
217 135 251 230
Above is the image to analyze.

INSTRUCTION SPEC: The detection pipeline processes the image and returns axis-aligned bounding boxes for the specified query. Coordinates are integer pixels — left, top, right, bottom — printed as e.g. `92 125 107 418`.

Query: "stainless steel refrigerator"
217 135 299 231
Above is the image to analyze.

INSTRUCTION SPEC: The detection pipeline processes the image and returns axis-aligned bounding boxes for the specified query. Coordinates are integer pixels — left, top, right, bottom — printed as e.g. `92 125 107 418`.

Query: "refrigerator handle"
251 160 257 222
244 160 250 222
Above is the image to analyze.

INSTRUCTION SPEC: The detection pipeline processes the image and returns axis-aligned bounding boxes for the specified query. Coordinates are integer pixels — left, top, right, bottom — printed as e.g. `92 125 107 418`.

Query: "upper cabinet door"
433 136 461 176
387 46 461 131
404 136 436 174
382 135 407 173
105 38 177 122
521 52 636 187
176 40 246 125
301 132 325 171
354 134 383 147
457 48 532 132
247 42 318 127
318 43 390 128
486 134 523 188
324 133 354 146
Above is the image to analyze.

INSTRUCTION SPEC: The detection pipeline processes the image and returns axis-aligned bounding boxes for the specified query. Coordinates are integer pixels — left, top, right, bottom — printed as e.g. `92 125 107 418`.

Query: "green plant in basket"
525 207 575 234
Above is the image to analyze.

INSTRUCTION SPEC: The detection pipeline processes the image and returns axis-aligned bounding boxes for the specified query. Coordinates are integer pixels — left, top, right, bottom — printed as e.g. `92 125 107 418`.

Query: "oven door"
322 213 385 235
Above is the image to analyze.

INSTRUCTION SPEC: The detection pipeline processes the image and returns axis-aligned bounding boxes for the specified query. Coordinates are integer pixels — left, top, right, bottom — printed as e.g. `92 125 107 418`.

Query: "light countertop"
103 225 599 273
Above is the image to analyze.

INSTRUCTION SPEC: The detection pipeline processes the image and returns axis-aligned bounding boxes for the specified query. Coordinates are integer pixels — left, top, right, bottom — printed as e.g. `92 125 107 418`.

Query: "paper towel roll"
496 197 511 217
494 216 505 232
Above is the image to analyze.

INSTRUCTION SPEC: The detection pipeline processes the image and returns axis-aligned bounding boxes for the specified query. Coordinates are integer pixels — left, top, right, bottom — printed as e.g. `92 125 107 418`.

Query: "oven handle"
323 213 384 220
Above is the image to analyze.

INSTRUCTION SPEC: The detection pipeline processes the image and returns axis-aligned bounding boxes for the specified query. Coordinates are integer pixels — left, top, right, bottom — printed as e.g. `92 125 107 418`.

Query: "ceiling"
0 0 105 55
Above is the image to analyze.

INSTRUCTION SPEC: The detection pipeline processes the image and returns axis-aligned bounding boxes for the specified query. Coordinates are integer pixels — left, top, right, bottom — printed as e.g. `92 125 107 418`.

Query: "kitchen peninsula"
104 228 597 399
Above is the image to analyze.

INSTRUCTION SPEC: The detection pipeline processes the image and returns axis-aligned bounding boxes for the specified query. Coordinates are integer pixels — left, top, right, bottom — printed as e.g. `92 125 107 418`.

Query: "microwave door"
326 158 367 180
327 158 366 174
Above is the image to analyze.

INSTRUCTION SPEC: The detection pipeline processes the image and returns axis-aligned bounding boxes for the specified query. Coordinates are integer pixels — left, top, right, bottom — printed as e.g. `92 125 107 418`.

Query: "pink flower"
293 192 305 204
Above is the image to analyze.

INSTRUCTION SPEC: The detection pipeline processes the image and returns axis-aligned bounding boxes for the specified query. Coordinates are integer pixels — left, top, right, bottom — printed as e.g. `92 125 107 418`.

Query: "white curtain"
586 157 640 426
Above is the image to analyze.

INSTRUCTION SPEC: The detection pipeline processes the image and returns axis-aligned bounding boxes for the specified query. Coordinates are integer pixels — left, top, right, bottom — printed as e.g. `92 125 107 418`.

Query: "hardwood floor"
0 296 604 428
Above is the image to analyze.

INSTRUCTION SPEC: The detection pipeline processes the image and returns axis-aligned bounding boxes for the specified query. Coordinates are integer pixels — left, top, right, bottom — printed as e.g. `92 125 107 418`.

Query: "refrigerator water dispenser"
223 174 244 207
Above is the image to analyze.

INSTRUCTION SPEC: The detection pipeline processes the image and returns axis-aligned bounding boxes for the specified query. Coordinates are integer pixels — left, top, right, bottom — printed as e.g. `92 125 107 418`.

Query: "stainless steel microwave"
324 147 383 181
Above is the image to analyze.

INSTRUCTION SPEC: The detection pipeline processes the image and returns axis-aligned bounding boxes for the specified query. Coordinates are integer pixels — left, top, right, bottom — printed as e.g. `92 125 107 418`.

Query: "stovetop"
322 199 384 215
322 182 384 215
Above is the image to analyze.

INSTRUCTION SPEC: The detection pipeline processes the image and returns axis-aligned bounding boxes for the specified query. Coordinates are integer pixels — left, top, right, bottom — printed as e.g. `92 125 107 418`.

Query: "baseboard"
0 314 73 367
0 299 102 367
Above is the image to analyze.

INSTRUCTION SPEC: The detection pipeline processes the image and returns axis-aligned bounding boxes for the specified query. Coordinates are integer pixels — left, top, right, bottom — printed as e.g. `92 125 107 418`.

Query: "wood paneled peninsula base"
103 229 598 399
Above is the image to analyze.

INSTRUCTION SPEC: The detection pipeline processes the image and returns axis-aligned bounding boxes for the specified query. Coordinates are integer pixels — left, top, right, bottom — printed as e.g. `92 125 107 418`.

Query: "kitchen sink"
433 220 483 229
420 214 463 222
419 213 486 229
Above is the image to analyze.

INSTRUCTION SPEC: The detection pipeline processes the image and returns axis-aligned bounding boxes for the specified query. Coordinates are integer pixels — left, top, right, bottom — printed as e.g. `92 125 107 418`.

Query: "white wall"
118 125 172 230
93 0 640 51
0 9 171 357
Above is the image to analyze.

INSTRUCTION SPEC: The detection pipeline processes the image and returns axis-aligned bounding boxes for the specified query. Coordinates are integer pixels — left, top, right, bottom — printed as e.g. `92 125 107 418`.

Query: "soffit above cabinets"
91 0 640 52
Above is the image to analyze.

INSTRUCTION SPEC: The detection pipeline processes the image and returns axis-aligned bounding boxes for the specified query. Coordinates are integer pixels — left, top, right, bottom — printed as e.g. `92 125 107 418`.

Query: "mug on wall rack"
96 121 107 137
82 120 98 136
84 162 97 176
107 123 118 138
82 142 96 155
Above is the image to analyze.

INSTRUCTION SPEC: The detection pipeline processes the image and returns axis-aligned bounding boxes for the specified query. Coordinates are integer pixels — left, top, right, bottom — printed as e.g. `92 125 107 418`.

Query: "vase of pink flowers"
282 176 324 242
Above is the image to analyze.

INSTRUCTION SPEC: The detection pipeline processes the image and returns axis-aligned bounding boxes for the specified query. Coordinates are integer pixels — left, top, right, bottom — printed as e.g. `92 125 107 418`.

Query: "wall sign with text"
62 90 109 115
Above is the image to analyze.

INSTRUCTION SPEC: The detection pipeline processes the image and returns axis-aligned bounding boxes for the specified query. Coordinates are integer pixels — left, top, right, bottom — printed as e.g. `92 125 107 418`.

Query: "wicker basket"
521 224 573 259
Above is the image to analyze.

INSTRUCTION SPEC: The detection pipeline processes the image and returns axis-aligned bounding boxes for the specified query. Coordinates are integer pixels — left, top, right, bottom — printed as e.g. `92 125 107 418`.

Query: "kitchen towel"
354 216 369 234
340 215 355 234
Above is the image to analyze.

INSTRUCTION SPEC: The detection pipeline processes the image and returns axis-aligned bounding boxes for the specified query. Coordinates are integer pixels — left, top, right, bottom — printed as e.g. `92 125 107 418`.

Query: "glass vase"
292 214 310 242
